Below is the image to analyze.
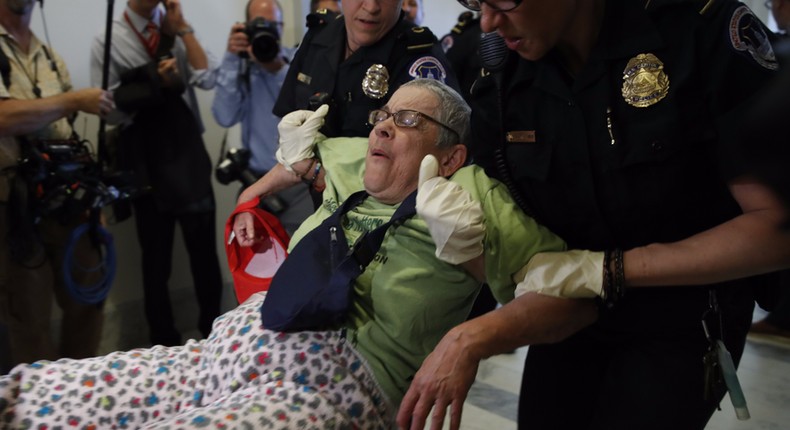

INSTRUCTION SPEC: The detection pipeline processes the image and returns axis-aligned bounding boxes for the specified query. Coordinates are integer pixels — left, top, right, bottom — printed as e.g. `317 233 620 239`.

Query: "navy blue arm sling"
262 189 418 332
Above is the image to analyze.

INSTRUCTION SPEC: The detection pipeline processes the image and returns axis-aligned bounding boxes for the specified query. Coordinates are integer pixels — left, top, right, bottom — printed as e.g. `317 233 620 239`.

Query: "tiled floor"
95 289 790 430
452 308 790 430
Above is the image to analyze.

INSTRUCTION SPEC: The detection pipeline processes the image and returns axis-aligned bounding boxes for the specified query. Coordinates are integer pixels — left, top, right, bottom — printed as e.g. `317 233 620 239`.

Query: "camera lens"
245 18 280 63
250 32 278 62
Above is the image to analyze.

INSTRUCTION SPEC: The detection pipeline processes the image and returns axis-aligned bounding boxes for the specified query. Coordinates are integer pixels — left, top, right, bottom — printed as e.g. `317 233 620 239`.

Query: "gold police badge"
621 53 669 108
362 64 390 99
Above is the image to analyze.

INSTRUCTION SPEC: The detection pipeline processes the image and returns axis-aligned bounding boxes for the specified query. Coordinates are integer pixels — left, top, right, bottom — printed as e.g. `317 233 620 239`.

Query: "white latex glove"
416 154 485 264
275 104 329 173
513 250 604 299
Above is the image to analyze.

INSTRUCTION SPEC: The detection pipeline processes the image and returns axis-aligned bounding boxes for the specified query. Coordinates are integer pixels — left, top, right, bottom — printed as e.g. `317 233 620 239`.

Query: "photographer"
90 0 223 347
212 0 312 236
0 0 114 367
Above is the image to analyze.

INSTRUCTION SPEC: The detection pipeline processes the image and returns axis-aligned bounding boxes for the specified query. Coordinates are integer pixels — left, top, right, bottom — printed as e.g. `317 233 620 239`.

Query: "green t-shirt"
289 137 566 405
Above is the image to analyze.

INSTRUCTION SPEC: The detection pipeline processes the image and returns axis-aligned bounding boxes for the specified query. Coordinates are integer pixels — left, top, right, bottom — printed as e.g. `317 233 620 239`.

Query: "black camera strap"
217 129 229 170
0 41 11 89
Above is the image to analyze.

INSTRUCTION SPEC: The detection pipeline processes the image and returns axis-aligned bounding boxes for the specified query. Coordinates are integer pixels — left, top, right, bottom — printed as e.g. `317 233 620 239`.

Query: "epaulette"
404 26 438 52
451 11 477 35
643 0 718 15
305 9 339 29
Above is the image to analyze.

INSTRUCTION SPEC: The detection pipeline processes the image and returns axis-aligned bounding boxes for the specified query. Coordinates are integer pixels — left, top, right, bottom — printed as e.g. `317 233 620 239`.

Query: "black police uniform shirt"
470 0 778 325
440 12 482 101
274 12 459 138
472 0 777 251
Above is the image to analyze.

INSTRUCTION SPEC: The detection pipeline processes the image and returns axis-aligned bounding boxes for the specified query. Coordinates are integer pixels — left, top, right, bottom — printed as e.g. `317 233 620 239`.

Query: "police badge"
621 53 670 108
362 64 390 99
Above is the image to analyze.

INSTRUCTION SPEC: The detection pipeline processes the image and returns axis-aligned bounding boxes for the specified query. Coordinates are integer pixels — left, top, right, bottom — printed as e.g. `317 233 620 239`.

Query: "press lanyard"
123 11 157 59
2 37 41 98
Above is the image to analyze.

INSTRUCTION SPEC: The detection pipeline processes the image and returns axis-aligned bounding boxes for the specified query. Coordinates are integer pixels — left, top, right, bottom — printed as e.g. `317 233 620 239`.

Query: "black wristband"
600 248 625 310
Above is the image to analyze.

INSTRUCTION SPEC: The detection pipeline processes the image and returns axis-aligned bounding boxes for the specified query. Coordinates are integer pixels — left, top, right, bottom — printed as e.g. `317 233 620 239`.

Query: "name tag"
506 131 536 143
297 72 312 85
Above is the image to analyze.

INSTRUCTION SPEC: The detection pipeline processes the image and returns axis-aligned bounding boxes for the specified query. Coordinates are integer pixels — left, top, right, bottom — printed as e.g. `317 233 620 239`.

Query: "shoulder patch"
408 56 447 82
728 5 779 71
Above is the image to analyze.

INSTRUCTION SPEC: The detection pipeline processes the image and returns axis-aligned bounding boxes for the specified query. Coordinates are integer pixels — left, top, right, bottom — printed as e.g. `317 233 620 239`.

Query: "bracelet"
600 248 625 310
304 160 322 189
292 158 315 178
312 162 326 193
613 248 625 302
177 26 194 37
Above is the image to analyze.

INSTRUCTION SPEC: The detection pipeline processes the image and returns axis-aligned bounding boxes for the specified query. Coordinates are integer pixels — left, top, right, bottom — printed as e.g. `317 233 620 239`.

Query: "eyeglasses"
368 109 459 140
457 0 523 12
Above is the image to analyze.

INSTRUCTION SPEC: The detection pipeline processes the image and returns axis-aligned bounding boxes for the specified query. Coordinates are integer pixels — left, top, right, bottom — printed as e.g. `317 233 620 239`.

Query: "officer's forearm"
447 293 598 360
0 95 80 137
624 178 790 287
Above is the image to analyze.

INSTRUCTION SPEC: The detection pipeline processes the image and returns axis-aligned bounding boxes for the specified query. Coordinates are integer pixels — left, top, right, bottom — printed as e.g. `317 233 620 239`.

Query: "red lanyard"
123 11 159 59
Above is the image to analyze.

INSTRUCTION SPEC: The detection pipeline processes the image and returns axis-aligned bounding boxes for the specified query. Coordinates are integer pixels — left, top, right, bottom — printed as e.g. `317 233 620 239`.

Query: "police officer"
398 1 790 429
440 11 481 102
274 0 459 138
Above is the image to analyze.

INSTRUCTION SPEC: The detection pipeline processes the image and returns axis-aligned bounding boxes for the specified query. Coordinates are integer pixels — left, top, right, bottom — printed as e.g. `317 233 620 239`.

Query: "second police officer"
397 0 790 429
274 0 459 139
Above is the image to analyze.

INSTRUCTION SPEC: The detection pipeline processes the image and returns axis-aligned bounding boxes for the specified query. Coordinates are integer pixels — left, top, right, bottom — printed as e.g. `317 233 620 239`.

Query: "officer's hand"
227 22 249 55
275 104 329 173
416 155 485 265
513 250 604 299
397 324 479 430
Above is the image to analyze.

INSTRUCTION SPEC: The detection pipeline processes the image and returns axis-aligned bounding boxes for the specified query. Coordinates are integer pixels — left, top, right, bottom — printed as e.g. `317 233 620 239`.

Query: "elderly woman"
0 80 589 429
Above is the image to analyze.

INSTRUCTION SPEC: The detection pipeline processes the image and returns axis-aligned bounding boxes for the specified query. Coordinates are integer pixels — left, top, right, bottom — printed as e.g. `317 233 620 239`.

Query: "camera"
215 147 287 214
14 139 138 223
216 147 258 187
240 17 281 62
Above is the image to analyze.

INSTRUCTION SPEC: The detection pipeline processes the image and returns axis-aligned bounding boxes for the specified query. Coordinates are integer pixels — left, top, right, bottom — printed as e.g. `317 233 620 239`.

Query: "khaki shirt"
0 23 74 201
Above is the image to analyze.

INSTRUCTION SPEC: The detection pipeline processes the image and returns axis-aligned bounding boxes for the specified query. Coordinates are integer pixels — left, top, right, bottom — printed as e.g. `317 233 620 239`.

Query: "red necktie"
144 21 160 58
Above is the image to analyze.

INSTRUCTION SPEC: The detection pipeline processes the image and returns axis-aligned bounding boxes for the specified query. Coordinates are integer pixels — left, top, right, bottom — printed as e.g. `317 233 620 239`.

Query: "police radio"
308 92 331 111
478 32 535 220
